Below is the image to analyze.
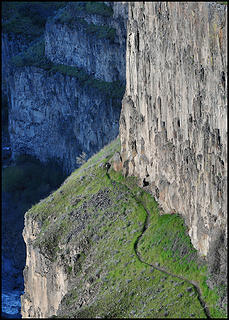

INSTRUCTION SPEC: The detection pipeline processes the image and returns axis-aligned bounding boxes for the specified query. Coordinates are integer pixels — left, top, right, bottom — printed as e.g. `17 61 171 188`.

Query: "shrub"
54 5 116 42
85 2 113 17
2 166 25 192
76 152 87 166
11 37 51 68
2 2 66 39
89 79 125 99
2 154 66 204
86 23 116 41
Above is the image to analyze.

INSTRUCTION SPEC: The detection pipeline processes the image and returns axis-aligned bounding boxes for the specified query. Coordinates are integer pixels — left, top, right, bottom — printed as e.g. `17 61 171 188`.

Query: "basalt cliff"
120 1 227 289
2 1 227 319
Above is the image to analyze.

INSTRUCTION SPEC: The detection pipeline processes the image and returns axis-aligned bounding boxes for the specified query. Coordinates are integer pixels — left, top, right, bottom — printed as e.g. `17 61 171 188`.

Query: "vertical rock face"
2 33 31 149
120 2 227 282
4 2 128 174
45 3 127 83
8 67 121 173
21 215 68 318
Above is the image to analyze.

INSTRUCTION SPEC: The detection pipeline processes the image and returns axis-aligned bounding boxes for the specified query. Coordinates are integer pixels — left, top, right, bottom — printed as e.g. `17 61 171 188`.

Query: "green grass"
114 174 226 318
24 138 227 318
85 2 113 17
2 2 65 40
54 5 116 42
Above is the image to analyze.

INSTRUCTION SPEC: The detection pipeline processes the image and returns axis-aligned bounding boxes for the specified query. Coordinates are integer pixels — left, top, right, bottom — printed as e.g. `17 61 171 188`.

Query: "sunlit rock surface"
120 1 227 288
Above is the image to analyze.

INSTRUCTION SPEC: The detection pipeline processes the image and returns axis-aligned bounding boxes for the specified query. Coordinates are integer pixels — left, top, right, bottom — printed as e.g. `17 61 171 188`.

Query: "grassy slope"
26 138 226 318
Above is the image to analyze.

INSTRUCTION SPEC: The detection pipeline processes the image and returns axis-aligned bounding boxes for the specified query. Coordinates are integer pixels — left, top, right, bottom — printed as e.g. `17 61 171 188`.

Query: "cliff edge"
21 138 226 318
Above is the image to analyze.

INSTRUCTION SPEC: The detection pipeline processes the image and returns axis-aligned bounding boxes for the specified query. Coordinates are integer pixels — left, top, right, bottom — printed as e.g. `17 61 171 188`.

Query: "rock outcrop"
21 216 68 318
120 2 227 289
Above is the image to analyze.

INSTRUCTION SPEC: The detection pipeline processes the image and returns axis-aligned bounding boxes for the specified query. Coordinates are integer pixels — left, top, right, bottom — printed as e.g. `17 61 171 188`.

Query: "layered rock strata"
8 66 121 173
120 2 227 285
3 2 128 173
45 2 127 83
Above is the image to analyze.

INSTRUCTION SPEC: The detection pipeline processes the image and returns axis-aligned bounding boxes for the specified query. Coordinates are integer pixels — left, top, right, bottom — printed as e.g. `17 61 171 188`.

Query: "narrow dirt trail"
134 195 211 319
107 172 211 318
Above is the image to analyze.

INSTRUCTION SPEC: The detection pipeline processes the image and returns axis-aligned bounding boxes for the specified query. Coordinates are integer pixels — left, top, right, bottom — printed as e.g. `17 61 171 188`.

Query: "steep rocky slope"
120 1 227 298
21 138 226 318
2 2 127 173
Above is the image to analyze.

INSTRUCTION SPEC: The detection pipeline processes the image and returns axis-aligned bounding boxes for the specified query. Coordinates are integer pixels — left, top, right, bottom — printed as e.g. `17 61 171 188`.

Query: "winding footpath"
134 195 210 319
108 172 211 319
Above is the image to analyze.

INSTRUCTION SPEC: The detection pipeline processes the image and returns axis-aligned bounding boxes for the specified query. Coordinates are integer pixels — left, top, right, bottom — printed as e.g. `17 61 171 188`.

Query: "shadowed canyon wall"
120 2 227 287
2 2 128 174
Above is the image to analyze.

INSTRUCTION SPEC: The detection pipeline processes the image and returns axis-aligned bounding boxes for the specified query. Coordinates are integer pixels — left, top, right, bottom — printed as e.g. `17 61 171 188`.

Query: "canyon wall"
120 1 227 285
3 2 128 173
8 66 121 173
21 216 69 318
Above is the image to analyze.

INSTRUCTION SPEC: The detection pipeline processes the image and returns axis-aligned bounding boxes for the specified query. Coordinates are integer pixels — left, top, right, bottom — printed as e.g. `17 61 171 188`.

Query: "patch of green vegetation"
85 2 113 17
86 23 116 41
113 174 226 318
24 138 226 318
54 5 116 42
11 37 50 69
2 153 66 204
63 288 78 307
48 63 124 99
2 2 65 40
